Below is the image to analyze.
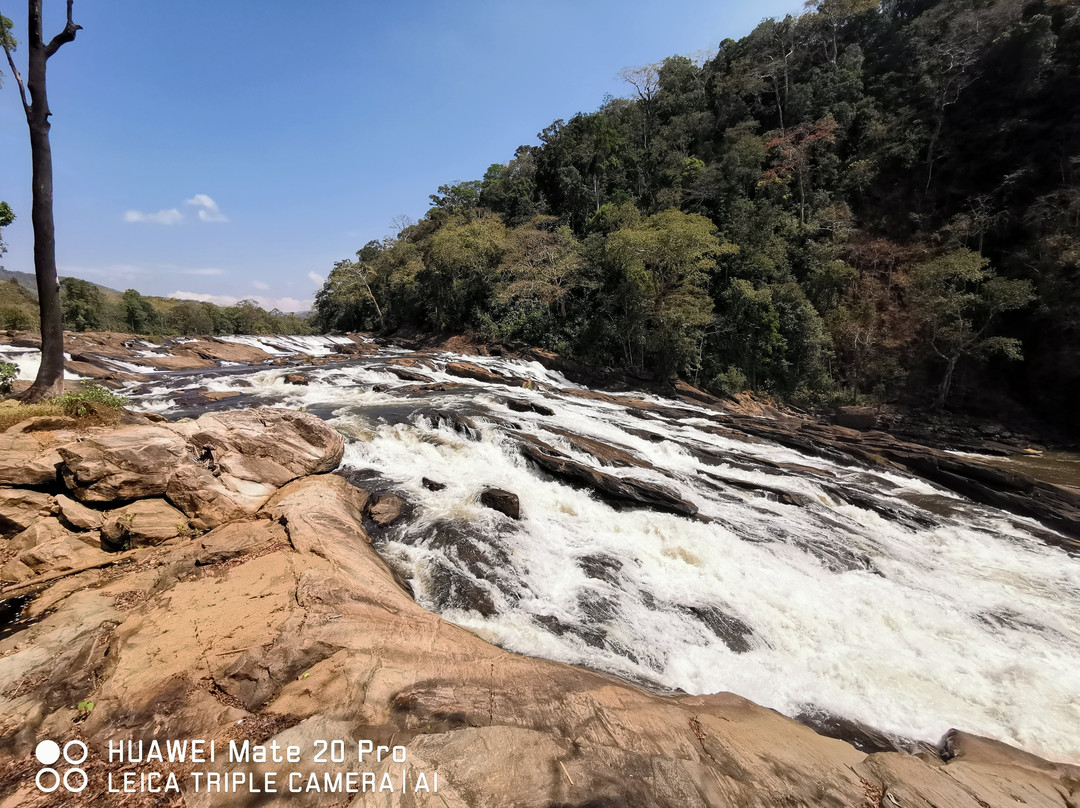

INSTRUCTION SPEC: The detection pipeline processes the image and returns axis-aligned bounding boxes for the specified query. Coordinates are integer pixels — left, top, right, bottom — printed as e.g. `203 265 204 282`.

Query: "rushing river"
12 335 1080 762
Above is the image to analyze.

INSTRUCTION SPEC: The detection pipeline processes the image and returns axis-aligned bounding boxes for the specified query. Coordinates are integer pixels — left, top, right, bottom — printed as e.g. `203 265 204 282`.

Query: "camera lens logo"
35 740 89 793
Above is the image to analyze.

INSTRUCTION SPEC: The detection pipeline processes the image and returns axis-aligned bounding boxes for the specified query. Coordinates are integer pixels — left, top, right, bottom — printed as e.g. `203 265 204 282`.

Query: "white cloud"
185 194 229 223
307 271 324 286
124 208 183 225
168 291 311 313
251 280 269 290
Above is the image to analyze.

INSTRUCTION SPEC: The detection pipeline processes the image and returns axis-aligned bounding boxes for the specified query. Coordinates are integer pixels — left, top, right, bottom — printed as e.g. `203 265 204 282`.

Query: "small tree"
909 249 1035 409
1 1 82 401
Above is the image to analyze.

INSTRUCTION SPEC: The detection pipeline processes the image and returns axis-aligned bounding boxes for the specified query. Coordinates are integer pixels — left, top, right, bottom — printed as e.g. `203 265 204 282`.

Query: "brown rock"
283 373 309 386
195 519 289 565
185 339 273 363
835 405 879 431
101 499 188 548
165 408 345 528
0 489 55 537
125 353 216 371
54 493 104 531
0 427 69 486
480 487 520 520
368 492 406 526
0 467 1075 808
444 360 518 386
58 425 188 502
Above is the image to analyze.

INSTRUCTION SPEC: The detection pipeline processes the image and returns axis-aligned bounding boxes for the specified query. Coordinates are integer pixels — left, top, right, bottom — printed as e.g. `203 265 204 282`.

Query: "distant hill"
0 269 38 296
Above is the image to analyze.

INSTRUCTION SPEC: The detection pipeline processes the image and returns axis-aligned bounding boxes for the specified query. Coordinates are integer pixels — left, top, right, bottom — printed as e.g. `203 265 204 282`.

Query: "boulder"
165 408 345 528
444 360 516 386
835 405 879 431
183 339 273 363
0 489 55 537
0 425 70 486
283 373 309 386
54 494 104 531
101 498 188 548
58 425 188 502
506 398 555 416
516 434 698 517
367 492 407 527
1 518 106 582
422 477 446 491
480 487 520 520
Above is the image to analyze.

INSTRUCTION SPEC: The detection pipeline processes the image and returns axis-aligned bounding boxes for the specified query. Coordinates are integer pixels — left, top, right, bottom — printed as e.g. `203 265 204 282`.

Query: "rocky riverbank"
1 406 1078 807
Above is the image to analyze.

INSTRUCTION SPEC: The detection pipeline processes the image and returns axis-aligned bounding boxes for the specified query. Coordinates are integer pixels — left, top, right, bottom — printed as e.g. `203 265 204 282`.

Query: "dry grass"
0 400 65 431
0 399 122 432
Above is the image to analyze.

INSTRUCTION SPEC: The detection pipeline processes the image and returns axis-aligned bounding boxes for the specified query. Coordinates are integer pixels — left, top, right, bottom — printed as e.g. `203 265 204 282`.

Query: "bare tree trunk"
934 354 959 410
5 0 81 402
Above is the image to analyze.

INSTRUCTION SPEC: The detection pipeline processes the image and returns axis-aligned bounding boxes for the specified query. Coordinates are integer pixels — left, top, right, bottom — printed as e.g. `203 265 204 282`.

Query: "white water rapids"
106 337 1080 763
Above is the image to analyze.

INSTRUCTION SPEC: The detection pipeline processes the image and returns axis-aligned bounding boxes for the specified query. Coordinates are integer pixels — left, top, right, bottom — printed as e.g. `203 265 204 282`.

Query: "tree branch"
0 11 29 113
44 0 80 59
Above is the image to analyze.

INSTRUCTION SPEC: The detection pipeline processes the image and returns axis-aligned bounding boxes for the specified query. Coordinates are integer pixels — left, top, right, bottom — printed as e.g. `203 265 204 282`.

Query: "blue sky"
1 0 804 312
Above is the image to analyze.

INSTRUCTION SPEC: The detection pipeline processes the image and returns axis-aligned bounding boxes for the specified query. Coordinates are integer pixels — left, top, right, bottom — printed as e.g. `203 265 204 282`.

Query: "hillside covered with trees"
0 274 310 338
314 0 1080 431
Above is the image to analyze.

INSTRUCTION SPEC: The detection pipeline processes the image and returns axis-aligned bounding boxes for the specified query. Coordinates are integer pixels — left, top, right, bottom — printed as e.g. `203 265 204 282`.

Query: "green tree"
909 249 1035 409
121 288 159 334
59 276 103 331
607 209 734 376
1 1 82 401
0 201 13 262
497 217 587 318
423 214 508 330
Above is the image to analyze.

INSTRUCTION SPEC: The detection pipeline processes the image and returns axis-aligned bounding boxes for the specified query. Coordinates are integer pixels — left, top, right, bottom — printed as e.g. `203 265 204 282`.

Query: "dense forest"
314 0 1080 430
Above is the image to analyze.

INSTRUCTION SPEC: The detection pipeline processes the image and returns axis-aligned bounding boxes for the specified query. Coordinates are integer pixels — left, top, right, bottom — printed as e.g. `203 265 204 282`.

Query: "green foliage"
909 249 1035 407
309 0 1079 421
60 277 105 331
54 384 128 417
0 361 15 395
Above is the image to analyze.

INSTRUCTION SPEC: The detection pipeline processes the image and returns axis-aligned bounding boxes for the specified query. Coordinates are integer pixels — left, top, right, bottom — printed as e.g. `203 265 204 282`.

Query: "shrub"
53 384 128 417
0 361 15 395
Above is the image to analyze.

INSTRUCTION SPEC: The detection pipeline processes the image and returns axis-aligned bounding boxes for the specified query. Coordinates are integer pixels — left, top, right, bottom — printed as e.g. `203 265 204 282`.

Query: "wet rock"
444 360 518 386
386 366 430 383
427 561 497 617
58 425 188 502
506 398 555 416
368 492 407 527
184 339 273 363
542 425 647 468
480 488 520 520
283 373 309 386
415 407 481 439
796 706 913 754
688 605 756 654
579 553 623 585
517 435 697 517
101 499 188 548
422 477 446 491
